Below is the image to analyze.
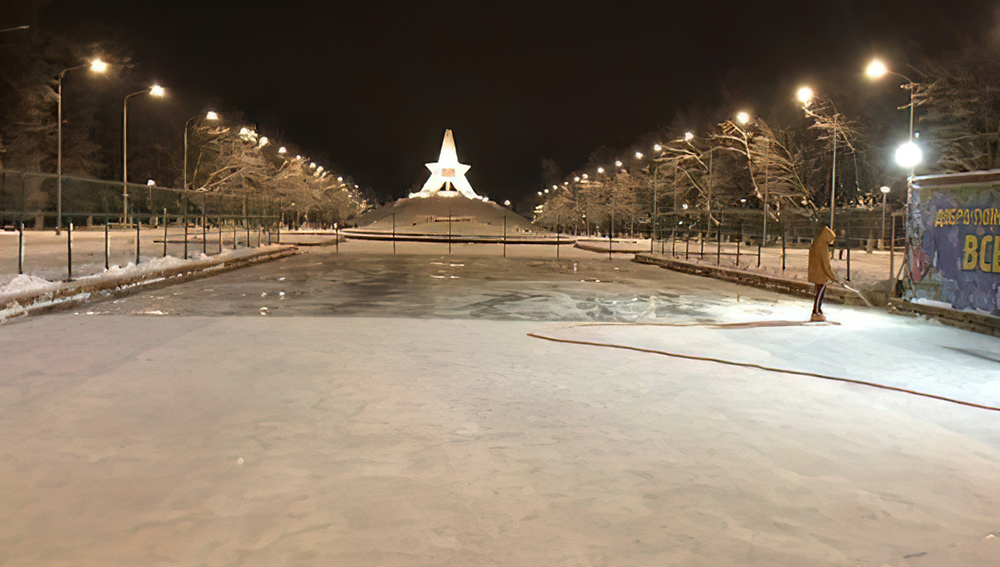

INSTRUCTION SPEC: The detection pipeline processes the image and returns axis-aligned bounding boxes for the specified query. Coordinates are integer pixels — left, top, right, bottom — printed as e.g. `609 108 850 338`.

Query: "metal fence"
648 207 904 281
1 170 283 281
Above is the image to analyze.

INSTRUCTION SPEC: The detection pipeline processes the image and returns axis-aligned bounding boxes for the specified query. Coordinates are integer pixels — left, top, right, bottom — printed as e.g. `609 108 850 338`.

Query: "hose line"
527 331 1000 413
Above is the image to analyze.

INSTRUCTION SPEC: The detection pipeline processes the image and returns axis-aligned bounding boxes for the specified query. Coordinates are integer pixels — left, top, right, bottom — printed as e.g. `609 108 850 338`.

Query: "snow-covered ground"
1 241 998 566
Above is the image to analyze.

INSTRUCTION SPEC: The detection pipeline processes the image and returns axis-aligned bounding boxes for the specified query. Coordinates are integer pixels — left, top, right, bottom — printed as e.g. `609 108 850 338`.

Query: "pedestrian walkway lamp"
56 58 107 230
123 84 165 222
880 185 891 247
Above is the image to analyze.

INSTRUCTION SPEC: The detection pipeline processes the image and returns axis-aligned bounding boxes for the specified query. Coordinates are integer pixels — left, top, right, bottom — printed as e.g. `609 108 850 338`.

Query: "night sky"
34 0 999 203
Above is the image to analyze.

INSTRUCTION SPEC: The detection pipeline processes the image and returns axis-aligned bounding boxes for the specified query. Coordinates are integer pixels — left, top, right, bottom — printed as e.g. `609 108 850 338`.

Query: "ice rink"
2 242 999 566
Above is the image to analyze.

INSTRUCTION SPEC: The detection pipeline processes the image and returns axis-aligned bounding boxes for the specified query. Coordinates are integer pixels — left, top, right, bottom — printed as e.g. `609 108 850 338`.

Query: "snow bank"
0 274 60 296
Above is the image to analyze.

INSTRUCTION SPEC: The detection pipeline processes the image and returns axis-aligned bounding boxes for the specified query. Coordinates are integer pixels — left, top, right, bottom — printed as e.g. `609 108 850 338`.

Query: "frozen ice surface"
1 241 999 566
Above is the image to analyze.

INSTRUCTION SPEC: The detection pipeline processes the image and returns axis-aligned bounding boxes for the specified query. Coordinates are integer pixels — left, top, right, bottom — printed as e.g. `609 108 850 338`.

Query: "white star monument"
410 129 482 199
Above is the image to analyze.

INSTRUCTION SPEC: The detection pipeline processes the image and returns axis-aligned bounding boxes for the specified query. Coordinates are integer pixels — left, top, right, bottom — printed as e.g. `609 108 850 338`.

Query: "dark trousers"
812 283 828 315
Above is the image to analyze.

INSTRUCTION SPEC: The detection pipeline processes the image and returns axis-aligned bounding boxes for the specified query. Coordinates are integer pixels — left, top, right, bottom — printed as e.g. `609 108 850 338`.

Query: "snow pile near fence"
0 274 60 296
1 246 295 323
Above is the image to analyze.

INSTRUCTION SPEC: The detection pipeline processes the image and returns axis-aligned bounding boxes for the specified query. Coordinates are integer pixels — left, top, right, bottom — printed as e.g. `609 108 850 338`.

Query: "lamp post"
56 58 107 229
866 59 916 144
183 111 218 189
880 185 891 248
798 87 840 228
123 84 165 222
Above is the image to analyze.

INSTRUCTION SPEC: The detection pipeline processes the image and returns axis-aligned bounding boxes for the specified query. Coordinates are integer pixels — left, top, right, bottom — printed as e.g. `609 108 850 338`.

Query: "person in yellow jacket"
807 226 840 322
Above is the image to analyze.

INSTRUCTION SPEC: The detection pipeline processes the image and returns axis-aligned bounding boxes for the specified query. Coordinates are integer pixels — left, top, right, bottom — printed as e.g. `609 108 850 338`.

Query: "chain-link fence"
1 170 283 281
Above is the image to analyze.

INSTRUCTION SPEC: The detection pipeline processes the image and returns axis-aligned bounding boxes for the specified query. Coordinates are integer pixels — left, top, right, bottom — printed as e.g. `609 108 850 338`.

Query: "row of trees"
534 39 1000 236
0 12 370 226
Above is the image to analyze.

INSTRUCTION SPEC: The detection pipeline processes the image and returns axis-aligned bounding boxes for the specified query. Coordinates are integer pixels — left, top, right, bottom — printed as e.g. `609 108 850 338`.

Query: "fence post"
700 214 706 259
781 217 787 271
736 238 741 267
67 221 73 281
104 209 109 270
556 214 560 259
448 204 453 255
335 224 339 253
846 209 852 282
18 222 24 274
134 207 141 265
716 211 722 266
890 214 896 284
163 208 168 257
685 228 690 260
503 215 507 258
233 222 237 250
218 223 223 254
671 222 677 257
202 194 208 256
183 195 189 260
244 196 249 249
392 213 396 254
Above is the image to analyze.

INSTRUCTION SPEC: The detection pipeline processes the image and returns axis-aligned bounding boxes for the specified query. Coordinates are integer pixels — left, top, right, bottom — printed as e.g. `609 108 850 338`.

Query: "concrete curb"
1 245 298 318
889 298 1000 337
632 253 864 306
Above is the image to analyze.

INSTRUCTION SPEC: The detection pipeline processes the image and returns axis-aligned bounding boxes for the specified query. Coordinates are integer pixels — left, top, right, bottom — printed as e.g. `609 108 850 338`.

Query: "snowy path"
1 243 998 566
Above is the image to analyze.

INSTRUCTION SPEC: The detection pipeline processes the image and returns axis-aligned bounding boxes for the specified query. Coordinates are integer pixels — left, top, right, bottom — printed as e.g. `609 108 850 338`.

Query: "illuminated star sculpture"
410 129 480 199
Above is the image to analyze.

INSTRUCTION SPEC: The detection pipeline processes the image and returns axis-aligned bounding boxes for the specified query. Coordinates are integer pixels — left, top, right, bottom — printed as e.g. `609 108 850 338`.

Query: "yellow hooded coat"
807 226 838 284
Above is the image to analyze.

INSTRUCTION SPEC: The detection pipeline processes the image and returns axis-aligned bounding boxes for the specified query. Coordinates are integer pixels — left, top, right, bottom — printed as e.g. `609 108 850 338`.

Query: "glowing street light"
573 176 580 182
55 57 108 229
149 84 165 97
337 176 343 182
597 167 605 174
895 141 922 168
866 59 888 79
615 160 623 168
278 146 287 154
736 111 751 125
581 173 588 179
684 131 694 142
635 151 643 159
796 86 814 105
653 144 662 151
184 110 219 189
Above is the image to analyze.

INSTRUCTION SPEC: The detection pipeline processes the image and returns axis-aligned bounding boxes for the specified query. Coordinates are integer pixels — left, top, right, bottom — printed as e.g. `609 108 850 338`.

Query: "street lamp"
880 185 891 247
867 58 917 143
123 84 165 222
736 111 750 125
597 167 604 174
895 141 922 168
683 131 694 142
796 86 814 105
797 87 843 228
183 111 219 189
56 58 107 229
